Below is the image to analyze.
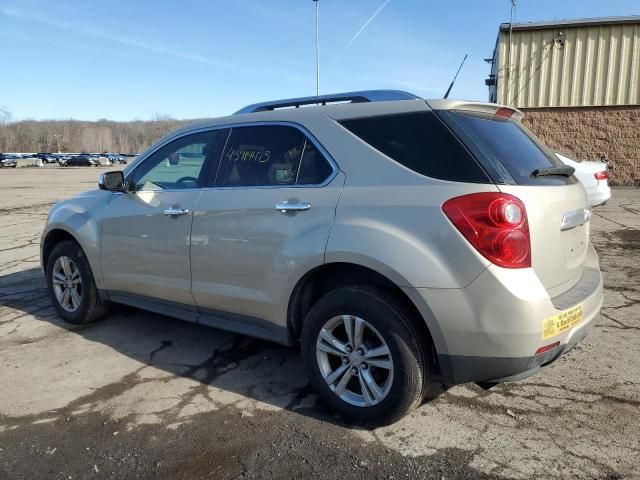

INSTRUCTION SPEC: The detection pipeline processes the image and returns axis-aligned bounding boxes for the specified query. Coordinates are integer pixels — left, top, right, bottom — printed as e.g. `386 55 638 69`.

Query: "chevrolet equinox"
41 91 603 424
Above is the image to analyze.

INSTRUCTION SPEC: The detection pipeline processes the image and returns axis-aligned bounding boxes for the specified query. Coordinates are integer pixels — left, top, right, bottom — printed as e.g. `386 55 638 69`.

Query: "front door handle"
163 208 190 216
275 201 311 213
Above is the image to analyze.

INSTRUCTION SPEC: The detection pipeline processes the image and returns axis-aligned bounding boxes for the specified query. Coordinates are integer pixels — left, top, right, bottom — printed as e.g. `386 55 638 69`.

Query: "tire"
46 240 108 324
301 285 429 425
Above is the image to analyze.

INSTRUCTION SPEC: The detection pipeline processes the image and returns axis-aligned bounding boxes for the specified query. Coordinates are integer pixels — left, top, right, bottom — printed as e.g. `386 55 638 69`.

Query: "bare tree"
0 108 11 124
0 118 196 153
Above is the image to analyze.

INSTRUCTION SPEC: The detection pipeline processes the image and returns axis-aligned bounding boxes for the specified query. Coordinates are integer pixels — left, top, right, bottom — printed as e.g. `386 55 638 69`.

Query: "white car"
556 153 611 207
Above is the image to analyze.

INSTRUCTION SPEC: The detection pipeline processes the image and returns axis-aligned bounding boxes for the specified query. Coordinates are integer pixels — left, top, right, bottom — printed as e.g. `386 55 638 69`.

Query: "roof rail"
234 90 420 114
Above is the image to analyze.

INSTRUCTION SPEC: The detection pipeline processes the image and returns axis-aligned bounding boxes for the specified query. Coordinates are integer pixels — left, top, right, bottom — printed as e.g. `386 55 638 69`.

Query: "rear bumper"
437 316 592 384
406 243 603 385
585 184 611 207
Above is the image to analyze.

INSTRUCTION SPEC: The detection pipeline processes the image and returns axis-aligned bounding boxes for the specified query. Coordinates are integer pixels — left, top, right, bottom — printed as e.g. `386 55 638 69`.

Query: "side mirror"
98 171 125 192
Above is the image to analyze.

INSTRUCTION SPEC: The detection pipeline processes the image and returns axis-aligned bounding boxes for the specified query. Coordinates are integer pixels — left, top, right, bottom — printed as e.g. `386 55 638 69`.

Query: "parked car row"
0 152 136 168
54 153 131 166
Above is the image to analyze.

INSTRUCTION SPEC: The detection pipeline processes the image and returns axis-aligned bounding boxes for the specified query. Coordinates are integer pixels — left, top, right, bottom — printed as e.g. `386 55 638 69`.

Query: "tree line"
0 116 197 153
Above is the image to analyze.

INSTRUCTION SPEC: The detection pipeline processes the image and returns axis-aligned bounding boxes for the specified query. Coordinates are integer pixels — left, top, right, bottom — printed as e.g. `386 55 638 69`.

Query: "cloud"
333 0 392 64
0 5 246 72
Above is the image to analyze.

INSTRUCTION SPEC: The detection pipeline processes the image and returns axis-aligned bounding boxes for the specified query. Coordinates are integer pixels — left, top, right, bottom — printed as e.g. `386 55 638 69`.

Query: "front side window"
131 130 227 191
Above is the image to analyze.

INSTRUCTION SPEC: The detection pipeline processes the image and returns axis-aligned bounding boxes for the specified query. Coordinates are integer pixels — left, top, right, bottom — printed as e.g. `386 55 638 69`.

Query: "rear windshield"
339 112 489 183
438 110 575 186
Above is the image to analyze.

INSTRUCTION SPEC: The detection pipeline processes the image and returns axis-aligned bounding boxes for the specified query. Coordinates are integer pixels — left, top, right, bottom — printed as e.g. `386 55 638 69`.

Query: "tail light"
494 107 515 118
442 192 531 268
594 171 608 181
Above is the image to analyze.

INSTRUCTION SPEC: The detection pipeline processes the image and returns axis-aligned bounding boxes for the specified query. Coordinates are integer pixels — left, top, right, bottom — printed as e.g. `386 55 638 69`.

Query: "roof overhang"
499 15 640 32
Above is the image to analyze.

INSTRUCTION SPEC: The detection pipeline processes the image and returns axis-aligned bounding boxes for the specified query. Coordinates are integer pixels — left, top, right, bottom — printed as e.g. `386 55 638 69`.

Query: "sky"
1 0 638 121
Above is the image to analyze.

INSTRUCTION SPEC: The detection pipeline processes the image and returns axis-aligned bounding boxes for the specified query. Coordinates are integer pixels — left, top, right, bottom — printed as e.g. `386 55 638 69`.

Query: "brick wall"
521 105 640 185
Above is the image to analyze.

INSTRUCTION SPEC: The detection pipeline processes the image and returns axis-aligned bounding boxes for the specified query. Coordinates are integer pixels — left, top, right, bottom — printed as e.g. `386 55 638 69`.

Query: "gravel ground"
0 167 638 479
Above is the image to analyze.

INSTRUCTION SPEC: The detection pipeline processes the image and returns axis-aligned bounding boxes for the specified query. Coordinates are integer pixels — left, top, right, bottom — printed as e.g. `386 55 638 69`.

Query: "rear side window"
438 111 575 186
339 112 489 183
213 125 333 187
215 126 304 187
297 140 333 185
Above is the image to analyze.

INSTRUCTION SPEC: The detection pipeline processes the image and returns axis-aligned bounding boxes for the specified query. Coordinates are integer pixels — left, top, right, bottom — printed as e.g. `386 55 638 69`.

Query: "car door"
189 124 344 337
100 129 228 311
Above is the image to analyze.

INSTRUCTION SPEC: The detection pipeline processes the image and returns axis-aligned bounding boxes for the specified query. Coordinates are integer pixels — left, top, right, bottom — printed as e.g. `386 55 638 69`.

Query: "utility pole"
313 0 320 96
508 0 516 103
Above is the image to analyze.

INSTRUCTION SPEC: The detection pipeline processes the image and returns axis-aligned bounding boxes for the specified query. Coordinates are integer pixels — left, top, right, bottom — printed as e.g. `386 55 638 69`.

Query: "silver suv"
41 91 603 424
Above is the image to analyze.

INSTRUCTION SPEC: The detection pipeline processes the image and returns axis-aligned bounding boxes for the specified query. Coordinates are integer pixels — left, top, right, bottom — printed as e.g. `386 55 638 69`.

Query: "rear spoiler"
425 100 524 121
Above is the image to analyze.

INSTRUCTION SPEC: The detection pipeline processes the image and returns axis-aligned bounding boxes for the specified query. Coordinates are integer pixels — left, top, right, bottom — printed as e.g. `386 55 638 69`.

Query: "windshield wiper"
532 165 575 177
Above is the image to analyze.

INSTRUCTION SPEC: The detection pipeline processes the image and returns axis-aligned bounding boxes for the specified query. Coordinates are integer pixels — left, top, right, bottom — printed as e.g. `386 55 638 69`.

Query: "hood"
75 188 108 199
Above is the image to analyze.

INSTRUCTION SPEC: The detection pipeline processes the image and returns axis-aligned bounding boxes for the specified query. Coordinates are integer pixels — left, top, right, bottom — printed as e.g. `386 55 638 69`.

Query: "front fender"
41 190 113 289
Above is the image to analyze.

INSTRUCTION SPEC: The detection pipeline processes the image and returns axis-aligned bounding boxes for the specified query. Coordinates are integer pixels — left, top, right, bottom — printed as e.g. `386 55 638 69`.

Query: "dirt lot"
1 167 639 479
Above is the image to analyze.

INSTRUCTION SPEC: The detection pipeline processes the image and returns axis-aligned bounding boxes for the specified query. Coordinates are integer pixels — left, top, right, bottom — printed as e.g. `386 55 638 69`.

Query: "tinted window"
132 130 227 191
296 140 333 185
439 111 574 186
339 112 488 183
214 126 305 187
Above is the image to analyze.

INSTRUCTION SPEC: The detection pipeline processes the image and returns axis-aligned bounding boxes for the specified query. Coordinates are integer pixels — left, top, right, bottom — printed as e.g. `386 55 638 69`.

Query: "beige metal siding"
496 23 640 107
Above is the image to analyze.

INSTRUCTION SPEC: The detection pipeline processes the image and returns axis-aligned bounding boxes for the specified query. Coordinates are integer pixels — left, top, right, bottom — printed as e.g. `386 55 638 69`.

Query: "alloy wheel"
52 256 83 312
316 315 394 407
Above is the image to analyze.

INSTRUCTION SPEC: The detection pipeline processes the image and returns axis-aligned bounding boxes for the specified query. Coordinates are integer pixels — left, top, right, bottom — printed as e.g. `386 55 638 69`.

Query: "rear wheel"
301 285 429 425
46 240 108 324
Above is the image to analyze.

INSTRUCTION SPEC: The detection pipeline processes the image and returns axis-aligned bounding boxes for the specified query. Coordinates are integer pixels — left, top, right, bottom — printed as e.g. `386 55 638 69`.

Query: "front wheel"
301 286 429 425
46 240 108 324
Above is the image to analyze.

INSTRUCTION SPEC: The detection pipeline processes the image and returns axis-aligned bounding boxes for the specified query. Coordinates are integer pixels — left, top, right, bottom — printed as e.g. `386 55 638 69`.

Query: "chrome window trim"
293 138 307 186
124 121 339 193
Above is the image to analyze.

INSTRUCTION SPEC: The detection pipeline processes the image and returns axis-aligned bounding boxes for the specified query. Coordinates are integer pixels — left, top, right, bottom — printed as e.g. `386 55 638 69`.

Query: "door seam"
188 189 205 320
322 171 346 263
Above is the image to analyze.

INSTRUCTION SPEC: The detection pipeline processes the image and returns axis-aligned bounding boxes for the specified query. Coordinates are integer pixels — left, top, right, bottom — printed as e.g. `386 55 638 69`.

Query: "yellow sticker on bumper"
542 304 584 340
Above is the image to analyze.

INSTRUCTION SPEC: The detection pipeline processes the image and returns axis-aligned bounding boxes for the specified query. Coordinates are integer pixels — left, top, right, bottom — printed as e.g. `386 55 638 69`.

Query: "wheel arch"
41 227 82 271
287 262 442 369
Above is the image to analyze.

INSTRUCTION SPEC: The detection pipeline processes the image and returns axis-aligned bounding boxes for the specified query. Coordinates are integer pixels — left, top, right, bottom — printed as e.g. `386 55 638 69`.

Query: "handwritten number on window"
226 147 271 164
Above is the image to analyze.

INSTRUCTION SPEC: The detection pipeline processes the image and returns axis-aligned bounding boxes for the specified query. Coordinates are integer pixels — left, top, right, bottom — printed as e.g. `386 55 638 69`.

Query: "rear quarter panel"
324 178 501 359
325 181 497 289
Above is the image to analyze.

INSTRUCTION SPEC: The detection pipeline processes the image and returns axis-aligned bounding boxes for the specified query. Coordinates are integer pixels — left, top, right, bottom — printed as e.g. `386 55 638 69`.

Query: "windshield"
438 110 576 186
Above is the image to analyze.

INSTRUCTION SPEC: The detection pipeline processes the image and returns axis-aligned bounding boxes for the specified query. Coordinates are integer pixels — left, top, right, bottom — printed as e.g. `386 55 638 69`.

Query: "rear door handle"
163 208 190 216
275 201 311 213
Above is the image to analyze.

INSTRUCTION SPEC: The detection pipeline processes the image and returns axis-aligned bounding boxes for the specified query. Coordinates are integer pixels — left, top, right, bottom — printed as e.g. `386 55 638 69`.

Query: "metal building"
485 16 640 185
487 16 640 108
